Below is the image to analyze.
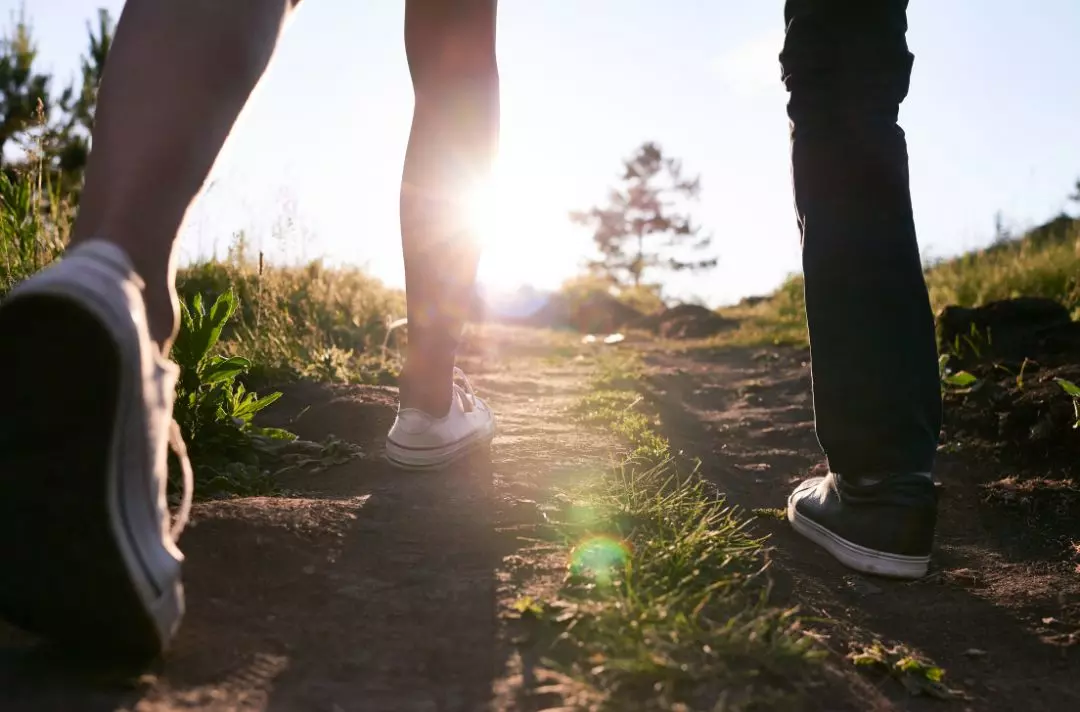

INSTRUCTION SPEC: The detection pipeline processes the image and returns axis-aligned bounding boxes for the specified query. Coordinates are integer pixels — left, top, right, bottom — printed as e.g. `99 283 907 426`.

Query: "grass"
517 351 821 711
560 273 669 318
0 165 398 497
713 275 810 347
848 641 968 701
925 215 1080 319
712 214 1080 348
167 287 364 499
178 250 406 386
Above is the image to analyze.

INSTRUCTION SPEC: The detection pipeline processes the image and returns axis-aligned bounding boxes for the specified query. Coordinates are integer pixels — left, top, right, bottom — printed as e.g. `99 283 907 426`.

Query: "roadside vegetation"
510 352 822 711
1 161 396 499
714 209 1080 348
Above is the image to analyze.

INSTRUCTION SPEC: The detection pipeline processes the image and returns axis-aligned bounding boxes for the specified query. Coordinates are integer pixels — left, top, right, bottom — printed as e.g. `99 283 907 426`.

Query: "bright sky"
14 0 1080 305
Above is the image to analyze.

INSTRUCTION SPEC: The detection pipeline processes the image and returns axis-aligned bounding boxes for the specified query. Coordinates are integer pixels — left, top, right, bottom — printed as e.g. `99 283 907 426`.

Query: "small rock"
963 648 988 658
845 576 883 596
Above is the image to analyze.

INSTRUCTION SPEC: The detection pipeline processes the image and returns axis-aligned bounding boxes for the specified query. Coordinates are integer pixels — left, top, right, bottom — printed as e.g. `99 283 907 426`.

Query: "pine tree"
570 141 717 288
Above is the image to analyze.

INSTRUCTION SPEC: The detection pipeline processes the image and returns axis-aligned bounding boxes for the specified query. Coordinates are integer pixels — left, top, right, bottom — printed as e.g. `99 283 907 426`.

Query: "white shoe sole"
787 499 930 580
0 293 183 659
385 421 496 471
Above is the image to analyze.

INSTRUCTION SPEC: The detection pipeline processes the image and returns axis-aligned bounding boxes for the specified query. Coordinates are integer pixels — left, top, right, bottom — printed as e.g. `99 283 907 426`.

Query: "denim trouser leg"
780 0 942 477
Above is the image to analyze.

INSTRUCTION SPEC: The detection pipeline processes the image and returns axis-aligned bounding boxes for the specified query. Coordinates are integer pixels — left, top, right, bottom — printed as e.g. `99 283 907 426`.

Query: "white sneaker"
0 240 193 659
385 367 496 469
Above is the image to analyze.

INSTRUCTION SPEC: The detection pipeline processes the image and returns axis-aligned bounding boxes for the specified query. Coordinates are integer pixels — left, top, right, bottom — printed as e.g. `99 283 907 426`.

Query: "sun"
461 157 581 293
463 172 501 252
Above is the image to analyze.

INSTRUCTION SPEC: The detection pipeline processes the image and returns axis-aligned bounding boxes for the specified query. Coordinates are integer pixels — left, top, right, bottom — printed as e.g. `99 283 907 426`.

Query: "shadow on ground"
1 385 504 712
0 326 611 712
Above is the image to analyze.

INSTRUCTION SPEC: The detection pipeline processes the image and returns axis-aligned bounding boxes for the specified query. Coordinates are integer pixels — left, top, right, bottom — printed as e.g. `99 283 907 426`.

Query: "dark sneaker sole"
0 295 172 660
787 500 930 579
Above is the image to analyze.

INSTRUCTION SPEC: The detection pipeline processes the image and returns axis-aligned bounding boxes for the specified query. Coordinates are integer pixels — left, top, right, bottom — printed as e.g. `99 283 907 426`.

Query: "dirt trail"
642 344 1080 711
0 327 610 712
3 329 1077 711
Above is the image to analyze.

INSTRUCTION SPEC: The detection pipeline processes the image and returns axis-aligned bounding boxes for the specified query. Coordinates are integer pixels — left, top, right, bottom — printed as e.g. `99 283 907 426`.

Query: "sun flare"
463 174 500 252
463 157 583 293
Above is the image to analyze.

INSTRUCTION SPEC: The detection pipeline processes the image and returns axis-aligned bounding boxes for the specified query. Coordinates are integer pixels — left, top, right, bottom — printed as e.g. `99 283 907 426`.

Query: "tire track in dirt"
0 327 614 712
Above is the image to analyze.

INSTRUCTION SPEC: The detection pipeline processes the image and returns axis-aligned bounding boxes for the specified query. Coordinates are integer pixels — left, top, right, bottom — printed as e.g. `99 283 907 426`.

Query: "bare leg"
399 0 500 416
71 0 302 352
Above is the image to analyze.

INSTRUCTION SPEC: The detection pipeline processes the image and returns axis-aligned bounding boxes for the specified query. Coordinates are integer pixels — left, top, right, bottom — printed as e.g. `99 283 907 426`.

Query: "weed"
569 390 669 463
0 155 378 497
994 356 1036 391
926 216 1080 315
712 275 808 348
177 254 405 386
0 165 68 298
709 215 1080 349
171 289 297 496
849 641 968 700
938 354 979 392
752 507 787 521
529 354 820 710
1054 378 1080 428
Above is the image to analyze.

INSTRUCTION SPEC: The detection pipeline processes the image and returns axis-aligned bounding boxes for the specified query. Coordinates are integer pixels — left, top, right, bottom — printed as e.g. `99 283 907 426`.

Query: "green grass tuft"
177 251 406 386
525 353 821 710
711 215 1080 348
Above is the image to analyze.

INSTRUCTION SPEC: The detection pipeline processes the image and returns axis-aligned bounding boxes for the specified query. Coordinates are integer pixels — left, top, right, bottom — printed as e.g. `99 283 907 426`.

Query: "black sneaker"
786 472 937 579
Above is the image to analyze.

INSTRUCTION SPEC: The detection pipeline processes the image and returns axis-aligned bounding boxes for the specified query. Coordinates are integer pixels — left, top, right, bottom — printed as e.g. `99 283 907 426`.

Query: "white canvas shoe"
0 240 193 659
385 367 496 469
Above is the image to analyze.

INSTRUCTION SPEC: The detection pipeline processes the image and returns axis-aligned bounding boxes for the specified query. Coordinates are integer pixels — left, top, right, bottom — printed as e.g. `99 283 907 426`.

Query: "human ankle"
398 361 454 417
69 235 179 354
399 384 452 418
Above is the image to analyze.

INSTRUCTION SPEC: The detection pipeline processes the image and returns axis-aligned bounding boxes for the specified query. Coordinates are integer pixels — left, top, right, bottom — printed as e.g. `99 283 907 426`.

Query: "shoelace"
453 366 479 411
167 420 194 541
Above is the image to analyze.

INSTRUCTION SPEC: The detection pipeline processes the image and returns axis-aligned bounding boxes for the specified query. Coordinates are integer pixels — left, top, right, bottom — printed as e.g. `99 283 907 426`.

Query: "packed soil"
0 327 614 712
641 343 1080 711
2 326 1078 710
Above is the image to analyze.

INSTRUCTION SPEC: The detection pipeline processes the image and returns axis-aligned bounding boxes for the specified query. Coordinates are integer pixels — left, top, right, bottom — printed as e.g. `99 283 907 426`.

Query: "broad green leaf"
1055 378 1080 398
233 390 283 420
256 426 298 442
175 291 217 365
193 319 219 364
202 356 251 385
207 289 238 332
172 298 201 370
944 371 977 387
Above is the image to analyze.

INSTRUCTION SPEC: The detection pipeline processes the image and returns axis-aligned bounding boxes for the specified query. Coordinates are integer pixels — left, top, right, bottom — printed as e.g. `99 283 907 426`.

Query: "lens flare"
462 176 498 250
569 535 631 585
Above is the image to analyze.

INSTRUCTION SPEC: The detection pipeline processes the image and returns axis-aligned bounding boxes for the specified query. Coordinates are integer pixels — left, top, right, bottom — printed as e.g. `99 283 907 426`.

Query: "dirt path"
4 329 1077 711
641 344 1080 711
0 327 611 712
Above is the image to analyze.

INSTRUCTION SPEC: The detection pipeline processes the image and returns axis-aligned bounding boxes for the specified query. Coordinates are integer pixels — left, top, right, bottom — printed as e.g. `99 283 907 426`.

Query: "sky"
12 0 1080 306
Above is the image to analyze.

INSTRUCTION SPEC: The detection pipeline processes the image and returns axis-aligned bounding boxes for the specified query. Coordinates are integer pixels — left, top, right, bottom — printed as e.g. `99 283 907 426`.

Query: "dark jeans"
780 0 942 477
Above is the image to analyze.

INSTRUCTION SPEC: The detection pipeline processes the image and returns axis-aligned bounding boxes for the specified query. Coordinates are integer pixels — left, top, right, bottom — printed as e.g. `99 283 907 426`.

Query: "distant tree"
0 9 53 162
44 8 114 200
1069 178 1080 212
992 210 1011 245
570 141 717 289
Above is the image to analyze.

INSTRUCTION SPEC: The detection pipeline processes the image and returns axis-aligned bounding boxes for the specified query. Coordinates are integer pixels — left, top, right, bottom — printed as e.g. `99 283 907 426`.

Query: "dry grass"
711 215 1080 348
